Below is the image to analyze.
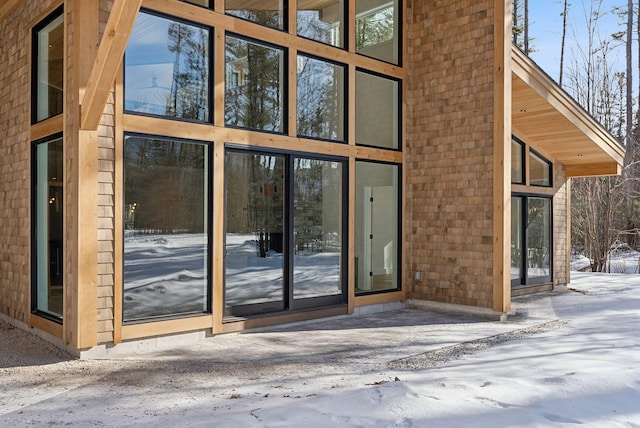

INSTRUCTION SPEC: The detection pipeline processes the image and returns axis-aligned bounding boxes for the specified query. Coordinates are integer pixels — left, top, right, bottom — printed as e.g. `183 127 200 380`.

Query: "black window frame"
511 136 525 184
123 8 214 124
529 148 553 188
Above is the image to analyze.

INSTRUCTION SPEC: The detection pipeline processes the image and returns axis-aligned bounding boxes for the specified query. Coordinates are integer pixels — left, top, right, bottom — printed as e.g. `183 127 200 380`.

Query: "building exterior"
0 0 624 356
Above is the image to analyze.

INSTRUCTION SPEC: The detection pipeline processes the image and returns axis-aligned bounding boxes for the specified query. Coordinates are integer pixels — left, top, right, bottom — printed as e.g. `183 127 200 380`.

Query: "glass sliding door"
32 135 64 320
225 151 286 315
292 158 343 303
225 149 346 317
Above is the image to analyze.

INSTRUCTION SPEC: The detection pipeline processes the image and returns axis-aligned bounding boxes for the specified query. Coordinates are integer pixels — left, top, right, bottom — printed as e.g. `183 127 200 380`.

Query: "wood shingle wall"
407 0 499 308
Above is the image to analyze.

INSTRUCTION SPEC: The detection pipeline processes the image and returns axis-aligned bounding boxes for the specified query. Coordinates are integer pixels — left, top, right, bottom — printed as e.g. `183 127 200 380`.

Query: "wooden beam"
80 0 142 130
0 0 20 20
566 162 621 177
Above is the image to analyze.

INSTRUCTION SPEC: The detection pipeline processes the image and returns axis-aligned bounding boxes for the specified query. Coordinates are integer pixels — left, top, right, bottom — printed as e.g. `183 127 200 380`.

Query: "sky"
527 0 628 83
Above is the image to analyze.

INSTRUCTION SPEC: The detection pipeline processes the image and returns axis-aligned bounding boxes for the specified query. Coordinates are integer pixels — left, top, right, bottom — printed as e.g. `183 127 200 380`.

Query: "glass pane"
293 158 343 299
123 136 209 321
530 151 551 186
35 13 64 122
298 0 344 48
225 36 285 133
356 0 400 65
125 12 210 121
225 152 285 310
511 196 523 283
226 0 285 31
527 198 551 280
511 139 524 183
355 162 399 293
356 70 399 149
34 137 64 318
297 55 345 141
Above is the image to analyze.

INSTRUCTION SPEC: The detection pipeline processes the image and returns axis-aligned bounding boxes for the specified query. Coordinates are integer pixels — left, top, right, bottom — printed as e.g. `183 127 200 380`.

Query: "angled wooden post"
80 0 142 131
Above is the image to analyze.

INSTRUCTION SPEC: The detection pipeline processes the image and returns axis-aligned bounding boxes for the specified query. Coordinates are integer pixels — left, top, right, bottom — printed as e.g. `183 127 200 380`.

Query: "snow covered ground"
1 272 640 427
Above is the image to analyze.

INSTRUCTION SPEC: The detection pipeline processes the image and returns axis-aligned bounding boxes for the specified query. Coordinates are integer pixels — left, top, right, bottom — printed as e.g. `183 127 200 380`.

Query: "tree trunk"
559 0 568 87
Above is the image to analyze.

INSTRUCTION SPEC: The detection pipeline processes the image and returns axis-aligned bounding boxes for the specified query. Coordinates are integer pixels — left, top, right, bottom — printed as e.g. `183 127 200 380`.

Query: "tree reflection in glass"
293 158 343 299
123 136 209 321
125 12 210 122
225 152 285 311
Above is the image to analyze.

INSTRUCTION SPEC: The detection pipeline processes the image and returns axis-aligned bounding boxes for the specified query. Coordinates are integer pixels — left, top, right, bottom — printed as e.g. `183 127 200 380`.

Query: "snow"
2 272 640 427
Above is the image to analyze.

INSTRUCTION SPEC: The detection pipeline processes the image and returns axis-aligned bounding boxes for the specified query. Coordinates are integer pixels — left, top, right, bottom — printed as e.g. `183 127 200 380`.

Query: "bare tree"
559 0 570 87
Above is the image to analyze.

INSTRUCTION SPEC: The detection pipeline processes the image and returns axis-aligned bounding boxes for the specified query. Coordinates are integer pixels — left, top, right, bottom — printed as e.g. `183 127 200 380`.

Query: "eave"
511 47 625 178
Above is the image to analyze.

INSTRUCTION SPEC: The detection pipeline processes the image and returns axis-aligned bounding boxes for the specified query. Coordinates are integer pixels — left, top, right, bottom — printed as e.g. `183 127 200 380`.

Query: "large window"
356 0 400 65
32 7 64 123
355 161 400 294
125 11 211 122
530 150 552 187
225 149 346 316
226 0 285 31
356 70 399 149
298 0 345 48
512 196 552 287
32 134 64 320
123 135 210 322
297 54 345 142
225 35 286 133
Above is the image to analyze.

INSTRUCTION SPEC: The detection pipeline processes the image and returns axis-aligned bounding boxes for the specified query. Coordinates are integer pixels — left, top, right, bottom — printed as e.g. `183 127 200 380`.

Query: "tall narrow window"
226 0 285 31
297 54 345 142
125 11 211 122
355 0 400 65
297 0 345 48
32 134 64 320
355 161 400 294
511 138 524 184
225 35 286 133
123 135 210 322
33 7 64 123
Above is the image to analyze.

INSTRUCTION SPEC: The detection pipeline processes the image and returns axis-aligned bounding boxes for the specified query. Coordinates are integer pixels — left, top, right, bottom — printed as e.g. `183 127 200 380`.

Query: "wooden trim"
80 0 143 130
511 184 556 196
30 315 64 339
354 291 404 307
122 114 403 163
511 283 552 297
113 66 124 344
31 115 64 141
211 141 225 334
120 315 212 341
213 26 225 127
214 0 224 14
221 306 348 333
288 48 298 137
0 0 20 20
492 0 511 313
347 157 355 313
566 162 621 177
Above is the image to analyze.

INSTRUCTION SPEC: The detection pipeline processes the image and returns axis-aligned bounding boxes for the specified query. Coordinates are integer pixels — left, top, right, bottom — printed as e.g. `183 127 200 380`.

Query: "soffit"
511 47 625 177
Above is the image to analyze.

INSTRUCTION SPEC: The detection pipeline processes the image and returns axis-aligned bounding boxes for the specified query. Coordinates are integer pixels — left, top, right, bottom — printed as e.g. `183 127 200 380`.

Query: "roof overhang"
511 47 625 177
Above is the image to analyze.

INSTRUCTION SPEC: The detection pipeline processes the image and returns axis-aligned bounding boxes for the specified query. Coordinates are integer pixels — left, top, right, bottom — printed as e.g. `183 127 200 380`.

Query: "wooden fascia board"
0 0 20 20
511 47 625 166
80 0 142 130
566 162 621 178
